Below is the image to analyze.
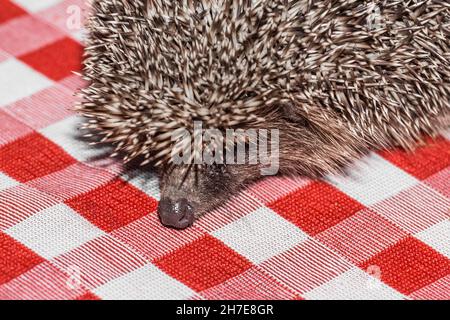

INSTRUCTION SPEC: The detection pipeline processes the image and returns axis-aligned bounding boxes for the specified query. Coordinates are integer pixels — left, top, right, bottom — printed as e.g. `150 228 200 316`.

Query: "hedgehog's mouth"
157 197 196 230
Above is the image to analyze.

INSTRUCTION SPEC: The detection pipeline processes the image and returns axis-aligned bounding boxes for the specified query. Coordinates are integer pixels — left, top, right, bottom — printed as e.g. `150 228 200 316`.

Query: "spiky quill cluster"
79 0 450 171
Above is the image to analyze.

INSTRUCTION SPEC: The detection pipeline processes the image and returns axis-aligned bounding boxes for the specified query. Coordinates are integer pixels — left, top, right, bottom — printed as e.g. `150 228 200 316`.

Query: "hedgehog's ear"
279 103 311 127
278 102 350 141
271 101 367 174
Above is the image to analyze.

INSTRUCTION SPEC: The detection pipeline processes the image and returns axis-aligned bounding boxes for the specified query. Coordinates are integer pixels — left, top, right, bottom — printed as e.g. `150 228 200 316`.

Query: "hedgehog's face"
154 111 361 229
157 165 233 229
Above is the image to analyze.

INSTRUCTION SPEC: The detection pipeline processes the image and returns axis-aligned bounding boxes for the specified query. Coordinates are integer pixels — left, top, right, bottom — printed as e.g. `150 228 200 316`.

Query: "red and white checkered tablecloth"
0 0 449 300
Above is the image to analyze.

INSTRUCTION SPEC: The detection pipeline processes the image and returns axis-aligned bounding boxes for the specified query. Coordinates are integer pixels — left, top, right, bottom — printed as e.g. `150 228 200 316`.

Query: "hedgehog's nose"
157 198 195 229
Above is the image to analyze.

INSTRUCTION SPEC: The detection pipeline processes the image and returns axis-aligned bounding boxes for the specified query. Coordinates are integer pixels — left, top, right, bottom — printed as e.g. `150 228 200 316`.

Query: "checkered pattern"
0 0 449 300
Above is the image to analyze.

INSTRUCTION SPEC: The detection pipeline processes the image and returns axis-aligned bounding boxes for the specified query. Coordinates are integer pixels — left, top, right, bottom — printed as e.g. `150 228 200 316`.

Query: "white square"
0 59 53 107
122 169 160 200
416 220 450 258
40 116 112 163
326 153 419 206
5 203 104 259
213 207 308 264
70 29 86 44
12 0 64 12
0 172 19 191
303 268 405 300
94 264 195 300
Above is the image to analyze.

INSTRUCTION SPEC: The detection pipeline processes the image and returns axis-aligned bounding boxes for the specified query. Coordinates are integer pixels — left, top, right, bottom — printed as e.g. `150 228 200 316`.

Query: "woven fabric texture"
0 0 449 300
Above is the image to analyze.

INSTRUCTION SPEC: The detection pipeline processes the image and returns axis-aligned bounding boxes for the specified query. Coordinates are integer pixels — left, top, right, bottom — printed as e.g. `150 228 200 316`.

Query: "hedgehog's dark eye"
298 116 310 127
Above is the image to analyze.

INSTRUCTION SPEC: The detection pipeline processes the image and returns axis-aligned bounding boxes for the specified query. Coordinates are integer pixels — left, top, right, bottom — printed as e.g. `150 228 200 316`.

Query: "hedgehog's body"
80 0 450 229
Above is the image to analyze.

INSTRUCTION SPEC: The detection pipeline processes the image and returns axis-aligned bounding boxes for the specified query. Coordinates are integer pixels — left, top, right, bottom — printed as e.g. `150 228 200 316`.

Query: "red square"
0 232 45 285
0 0 26 24
154 235 252 291
268 181 365 236
379 137 450 180
361 237 450 295
75 292 100 300
0 132 76 182
19 37 83 81
65 178 158 232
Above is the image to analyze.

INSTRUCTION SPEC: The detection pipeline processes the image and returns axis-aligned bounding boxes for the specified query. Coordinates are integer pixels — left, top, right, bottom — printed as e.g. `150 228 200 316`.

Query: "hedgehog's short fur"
79 0 450 229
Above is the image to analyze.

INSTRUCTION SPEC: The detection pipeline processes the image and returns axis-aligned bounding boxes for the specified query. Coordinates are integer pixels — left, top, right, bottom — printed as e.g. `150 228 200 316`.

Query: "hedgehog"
78 0 450 229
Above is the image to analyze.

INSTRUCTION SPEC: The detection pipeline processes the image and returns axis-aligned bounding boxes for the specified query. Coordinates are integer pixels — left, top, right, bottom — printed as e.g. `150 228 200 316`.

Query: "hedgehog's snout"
157 197 195 230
